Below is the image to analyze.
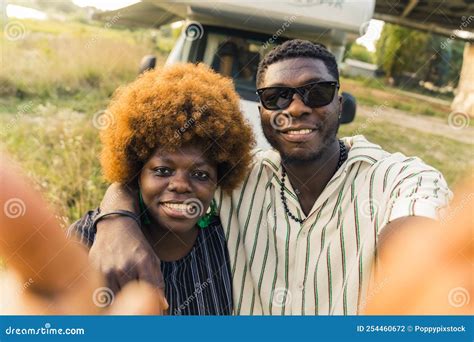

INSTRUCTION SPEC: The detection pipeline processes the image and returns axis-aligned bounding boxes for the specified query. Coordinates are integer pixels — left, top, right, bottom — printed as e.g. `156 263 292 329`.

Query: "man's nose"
286 92 312 118
167 172 192 193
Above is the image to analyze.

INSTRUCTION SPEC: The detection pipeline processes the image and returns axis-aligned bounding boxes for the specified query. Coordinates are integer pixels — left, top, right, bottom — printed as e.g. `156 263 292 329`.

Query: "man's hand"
89 183 165 294
0 155 168 315
365 174 473 314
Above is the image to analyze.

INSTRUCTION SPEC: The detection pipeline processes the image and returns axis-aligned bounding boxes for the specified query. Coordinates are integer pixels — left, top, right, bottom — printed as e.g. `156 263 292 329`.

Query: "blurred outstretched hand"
365 172 473 314
0 153 168 315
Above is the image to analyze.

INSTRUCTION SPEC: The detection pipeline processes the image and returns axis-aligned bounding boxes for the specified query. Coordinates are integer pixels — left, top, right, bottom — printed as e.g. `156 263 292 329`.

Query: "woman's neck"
141 223 199 262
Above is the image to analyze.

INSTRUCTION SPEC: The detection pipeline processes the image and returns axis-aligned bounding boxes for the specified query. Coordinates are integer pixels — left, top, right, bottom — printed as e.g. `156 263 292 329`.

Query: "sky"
8 1 384 53
357 19 384 52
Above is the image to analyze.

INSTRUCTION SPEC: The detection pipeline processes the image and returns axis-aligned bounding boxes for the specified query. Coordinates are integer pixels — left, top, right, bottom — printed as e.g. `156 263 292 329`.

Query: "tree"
375 23 430 83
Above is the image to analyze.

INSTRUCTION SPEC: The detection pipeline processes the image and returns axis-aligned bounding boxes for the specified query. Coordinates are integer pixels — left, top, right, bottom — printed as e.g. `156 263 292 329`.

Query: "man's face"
258 57 342 163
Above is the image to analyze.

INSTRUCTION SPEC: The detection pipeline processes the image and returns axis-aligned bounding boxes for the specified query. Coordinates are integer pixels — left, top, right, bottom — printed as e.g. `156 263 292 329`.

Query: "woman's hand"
89 183 165 296
0 155 168 315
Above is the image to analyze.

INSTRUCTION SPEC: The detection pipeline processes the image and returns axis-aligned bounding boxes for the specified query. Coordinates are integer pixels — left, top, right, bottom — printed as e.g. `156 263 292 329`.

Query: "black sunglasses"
256 81 339 110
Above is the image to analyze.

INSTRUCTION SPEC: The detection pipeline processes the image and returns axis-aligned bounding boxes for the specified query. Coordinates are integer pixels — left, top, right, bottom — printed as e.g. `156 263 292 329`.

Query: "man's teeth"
285 129 313 135
161 203 189 211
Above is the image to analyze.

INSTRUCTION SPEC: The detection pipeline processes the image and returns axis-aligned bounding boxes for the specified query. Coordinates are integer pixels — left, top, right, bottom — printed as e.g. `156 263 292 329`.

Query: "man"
87 40 452 314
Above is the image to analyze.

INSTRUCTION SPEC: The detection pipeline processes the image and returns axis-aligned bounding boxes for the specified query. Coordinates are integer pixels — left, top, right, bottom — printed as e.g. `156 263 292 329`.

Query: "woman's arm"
89 183 165 293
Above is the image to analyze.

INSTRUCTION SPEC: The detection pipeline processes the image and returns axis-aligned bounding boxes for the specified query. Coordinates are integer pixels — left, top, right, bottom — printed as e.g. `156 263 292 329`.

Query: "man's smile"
277 125 321 143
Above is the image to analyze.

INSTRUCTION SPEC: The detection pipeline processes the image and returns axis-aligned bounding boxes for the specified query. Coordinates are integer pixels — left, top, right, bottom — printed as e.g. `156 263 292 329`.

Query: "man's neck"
282 139 340 215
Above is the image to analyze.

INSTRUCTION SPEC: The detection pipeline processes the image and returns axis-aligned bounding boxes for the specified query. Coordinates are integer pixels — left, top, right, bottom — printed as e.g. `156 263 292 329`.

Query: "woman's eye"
153 167 172 176
192 170 209 181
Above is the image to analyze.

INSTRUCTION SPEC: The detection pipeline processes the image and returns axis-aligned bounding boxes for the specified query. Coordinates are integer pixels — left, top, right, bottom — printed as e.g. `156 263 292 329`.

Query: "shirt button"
298 283 304 290
301 231 307 237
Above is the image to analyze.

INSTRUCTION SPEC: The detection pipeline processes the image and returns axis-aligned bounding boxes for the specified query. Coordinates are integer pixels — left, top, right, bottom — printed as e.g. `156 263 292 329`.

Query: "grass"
0 95 106 227
0 19 165 99
339 117 473 187
339 77 472 125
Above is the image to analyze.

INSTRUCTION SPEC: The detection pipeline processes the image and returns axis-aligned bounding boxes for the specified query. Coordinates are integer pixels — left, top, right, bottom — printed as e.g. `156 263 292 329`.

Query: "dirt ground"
357 104 474 144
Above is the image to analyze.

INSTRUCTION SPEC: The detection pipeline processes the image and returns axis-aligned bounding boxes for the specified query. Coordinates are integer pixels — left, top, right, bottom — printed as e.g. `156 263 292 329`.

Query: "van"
96 0 375 148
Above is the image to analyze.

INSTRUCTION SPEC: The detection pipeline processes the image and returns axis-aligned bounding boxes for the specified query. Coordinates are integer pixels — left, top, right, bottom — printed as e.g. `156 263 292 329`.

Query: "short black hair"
256 39 339 87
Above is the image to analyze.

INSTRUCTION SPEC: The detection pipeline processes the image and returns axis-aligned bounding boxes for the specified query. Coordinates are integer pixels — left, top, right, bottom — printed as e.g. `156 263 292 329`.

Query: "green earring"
197 200 217 228
138 189 151 225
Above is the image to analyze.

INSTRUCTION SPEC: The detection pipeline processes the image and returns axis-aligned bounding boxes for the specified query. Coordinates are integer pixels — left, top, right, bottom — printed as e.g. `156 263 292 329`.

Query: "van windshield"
200 30 280 101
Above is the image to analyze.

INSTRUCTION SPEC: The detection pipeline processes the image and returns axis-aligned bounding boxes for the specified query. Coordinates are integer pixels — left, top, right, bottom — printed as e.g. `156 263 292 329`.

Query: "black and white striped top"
68 209 233 315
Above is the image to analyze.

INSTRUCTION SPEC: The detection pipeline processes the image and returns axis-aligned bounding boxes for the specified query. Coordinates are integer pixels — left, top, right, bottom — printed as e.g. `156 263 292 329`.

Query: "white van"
96 0 375 148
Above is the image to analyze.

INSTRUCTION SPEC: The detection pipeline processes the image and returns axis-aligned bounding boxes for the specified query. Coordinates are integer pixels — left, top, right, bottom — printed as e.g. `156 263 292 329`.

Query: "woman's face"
139 145 218 234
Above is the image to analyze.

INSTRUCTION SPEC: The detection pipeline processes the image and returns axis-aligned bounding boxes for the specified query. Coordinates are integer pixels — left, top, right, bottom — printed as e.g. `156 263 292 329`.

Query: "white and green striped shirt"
215 135 452 315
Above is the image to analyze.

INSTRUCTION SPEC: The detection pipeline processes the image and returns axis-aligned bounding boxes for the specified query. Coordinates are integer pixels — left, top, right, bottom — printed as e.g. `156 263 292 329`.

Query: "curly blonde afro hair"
100 63 255 192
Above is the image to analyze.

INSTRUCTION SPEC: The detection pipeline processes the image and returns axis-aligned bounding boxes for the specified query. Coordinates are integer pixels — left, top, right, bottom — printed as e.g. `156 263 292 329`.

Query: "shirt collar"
260 135 387 178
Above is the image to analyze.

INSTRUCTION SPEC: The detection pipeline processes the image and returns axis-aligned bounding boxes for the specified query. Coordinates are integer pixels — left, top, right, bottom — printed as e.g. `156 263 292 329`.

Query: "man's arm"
89 183 165 293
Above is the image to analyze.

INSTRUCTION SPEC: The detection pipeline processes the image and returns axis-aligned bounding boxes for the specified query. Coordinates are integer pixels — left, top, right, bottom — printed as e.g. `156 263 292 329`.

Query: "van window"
202 32 279 101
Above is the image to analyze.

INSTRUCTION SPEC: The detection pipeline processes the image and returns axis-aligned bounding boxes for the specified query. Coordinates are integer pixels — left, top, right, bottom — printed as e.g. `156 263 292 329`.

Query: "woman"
68 63 255 315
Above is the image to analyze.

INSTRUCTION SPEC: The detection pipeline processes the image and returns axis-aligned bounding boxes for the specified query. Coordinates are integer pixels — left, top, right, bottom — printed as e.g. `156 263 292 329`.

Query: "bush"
345 43 375 64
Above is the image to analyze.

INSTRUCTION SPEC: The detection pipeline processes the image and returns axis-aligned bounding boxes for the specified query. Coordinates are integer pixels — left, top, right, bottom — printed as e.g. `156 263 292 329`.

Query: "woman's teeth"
161 202 189 211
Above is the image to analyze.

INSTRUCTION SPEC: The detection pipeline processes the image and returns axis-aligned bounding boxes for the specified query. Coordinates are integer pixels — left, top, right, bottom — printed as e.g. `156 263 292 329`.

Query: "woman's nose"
167 173 192 193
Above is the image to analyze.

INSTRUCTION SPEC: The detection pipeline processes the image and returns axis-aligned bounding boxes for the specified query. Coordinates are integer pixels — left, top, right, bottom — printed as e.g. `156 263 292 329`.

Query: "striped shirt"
68 211 233 315
215 135 452 315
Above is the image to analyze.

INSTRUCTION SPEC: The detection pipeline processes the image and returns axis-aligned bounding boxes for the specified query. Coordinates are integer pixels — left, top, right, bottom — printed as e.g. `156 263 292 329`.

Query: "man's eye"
153 167 172 176
192 170 209 181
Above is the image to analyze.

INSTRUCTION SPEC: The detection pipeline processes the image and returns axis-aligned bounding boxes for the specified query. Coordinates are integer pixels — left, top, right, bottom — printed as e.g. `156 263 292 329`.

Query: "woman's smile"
159 201 198 219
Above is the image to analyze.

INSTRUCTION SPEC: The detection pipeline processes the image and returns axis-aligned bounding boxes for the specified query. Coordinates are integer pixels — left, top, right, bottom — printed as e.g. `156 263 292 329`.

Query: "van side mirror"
340 92 356 124
139 55 157 74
